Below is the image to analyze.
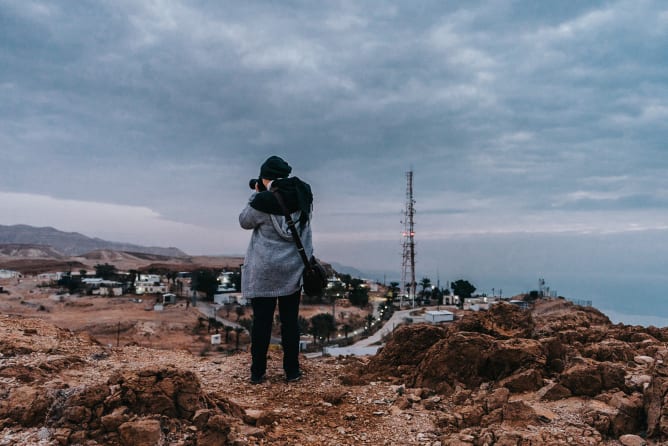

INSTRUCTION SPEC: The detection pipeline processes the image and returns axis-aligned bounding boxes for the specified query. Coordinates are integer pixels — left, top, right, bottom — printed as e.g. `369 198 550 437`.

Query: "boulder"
583 395 643 437
602 391 644 434
458 404 485 427
485 387 510 412
456 302 535 339
413 332 545 394
196 414 233 446
502 400 538 425
537 382 572 401
101 406 129 432
109 367 215 419
619 434 647 446
118 419 163 446
540 337 570 374
583 339 636 362
364 324 448 380
0 385 54 427
560 361 626 397
599 362 627 390
643 360 668 439
499 369 543 393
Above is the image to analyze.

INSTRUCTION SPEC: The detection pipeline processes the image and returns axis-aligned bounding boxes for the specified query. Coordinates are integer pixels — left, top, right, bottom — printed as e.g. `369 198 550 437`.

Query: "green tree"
419 277 432 301
347 278 369 308
387 281 400 304
325 282 345 302
224 325 233 343
193 269 219 300
127 269 138 293
378 302 393 321
238 318 253 333
451 279 476 299
95 263 117 280
350 278 364 289
235 305 245 321
230 272 241 291
349 286 369 308
298 316 310 336
339 274 353 288
364 314 375 334
310 313 336 343
234 326 244 350
58 273 82 294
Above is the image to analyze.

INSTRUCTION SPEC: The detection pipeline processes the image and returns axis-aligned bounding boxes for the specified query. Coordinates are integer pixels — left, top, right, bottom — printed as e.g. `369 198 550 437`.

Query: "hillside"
0 224 187 257
0 244 64 259
0 298 666 445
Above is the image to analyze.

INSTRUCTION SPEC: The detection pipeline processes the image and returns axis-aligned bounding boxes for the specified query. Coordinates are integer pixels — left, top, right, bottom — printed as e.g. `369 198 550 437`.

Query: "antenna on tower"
401 170 416 308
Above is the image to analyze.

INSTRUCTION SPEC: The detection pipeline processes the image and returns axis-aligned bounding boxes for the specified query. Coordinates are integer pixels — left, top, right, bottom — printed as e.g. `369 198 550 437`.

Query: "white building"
0 269 22 280
364 279 379 292
162 293 177 304
213 272 238 302
214 292 245 305
135 274 167 295
216 272 237 293
327 276 344 289
424 310 454 323
82 278 123 296
37 272 64 282
509 300 529 310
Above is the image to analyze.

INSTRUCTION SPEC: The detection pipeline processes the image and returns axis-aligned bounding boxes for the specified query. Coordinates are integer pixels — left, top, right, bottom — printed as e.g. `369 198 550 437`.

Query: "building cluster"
213 272 246 305
0 269 22 280
2 268 250 306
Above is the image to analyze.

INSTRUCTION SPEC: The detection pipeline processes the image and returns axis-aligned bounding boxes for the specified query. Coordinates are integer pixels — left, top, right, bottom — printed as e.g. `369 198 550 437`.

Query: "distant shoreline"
600 307 668 328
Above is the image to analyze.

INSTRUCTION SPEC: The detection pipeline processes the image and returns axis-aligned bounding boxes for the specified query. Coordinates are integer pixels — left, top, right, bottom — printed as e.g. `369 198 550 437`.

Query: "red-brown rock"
118 419 163 446
456 302 535 339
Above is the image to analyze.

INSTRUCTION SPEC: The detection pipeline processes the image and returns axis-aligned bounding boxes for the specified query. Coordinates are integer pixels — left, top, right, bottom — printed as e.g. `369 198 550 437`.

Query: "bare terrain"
0 250 246 275
2 288 668 445
2 253 668 445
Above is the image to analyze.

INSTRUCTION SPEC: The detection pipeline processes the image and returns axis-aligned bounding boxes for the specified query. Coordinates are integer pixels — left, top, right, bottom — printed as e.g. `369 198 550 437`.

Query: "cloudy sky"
1 1 667 314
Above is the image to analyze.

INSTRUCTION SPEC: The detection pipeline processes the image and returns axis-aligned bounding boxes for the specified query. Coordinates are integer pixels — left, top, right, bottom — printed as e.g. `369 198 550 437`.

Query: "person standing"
239 156 314 384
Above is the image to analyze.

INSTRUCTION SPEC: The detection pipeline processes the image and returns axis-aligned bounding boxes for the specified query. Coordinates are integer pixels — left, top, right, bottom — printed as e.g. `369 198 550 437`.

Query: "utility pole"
401 170 416 308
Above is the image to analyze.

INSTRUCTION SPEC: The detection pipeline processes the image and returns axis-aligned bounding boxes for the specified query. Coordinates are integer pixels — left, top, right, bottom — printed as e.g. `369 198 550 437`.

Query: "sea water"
477 272 668 328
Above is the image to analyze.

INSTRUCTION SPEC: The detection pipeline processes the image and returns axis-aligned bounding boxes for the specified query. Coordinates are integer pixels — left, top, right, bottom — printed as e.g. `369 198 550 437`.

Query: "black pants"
250 291 300 378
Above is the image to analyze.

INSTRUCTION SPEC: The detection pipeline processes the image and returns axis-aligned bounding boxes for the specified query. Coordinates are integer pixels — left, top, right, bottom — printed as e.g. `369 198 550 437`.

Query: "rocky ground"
1 298 667 445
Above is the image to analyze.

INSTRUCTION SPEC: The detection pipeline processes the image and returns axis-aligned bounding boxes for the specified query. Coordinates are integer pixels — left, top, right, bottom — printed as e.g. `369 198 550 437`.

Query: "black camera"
249 178 267 191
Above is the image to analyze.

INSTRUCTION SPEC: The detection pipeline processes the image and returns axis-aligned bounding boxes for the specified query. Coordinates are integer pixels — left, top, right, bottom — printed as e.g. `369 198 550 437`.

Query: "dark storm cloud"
1 0 667 263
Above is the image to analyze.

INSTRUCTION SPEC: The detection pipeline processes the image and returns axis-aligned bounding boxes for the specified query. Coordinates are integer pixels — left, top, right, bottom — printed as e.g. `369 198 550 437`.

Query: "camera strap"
271 189 312 270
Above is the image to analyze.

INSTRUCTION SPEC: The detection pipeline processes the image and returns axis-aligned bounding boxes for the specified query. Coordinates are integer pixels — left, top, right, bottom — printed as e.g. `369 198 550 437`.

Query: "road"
194 301 243 329
351 308 420 347
322 307 426 356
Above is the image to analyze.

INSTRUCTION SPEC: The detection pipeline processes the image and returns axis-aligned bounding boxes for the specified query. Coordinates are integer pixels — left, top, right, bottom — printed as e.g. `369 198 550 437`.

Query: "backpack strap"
272 189 311 269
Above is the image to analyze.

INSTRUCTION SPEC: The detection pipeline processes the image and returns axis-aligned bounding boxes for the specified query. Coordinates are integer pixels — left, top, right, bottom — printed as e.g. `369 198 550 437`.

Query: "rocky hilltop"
1 299 667 445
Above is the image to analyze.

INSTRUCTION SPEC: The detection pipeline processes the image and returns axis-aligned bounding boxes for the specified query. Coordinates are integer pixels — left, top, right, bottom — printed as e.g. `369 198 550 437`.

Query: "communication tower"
401 170 416 307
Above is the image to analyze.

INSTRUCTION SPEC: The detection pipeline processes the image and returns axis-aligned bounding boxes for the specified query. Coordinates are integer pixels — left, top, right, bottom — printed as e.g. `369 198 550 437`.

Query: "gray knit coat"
239 192 313 298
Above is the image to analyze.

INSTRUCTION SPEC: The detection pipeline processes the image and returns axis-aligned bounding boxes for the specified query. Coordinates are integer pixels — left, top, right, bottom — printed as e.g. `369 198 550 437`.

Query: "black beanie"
260 156 292 180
